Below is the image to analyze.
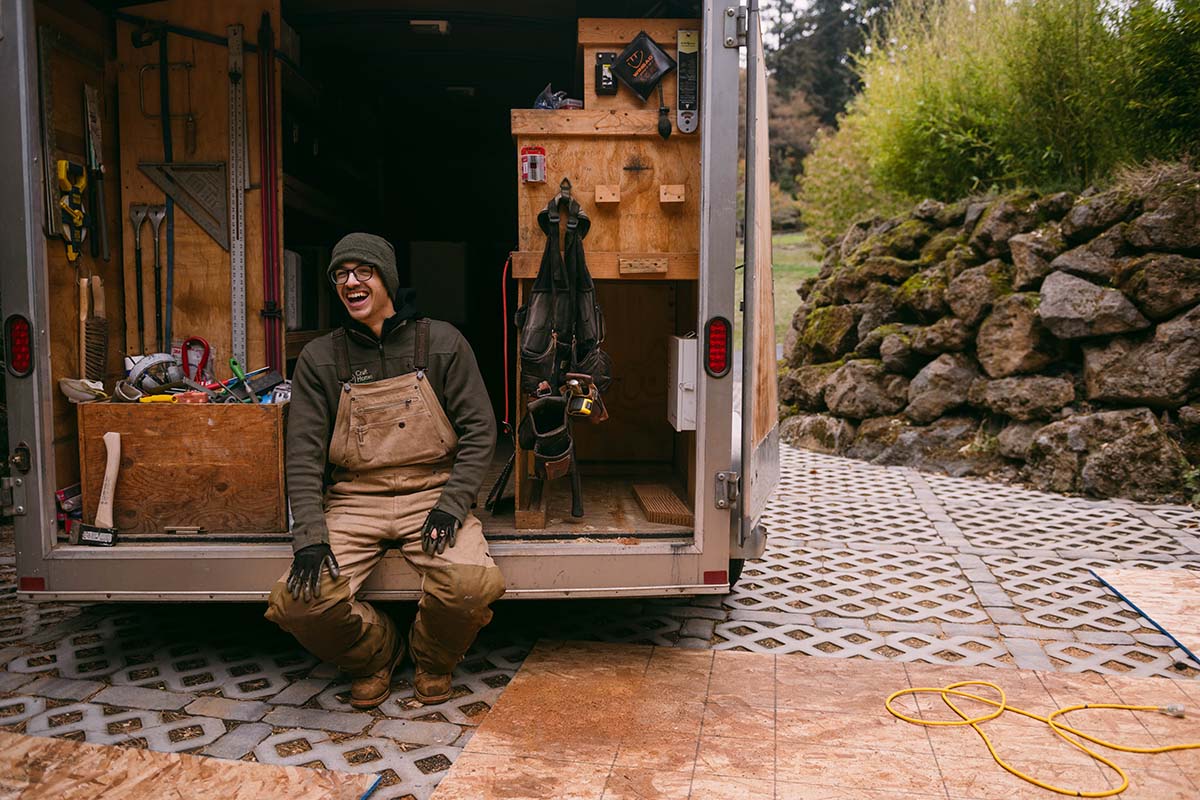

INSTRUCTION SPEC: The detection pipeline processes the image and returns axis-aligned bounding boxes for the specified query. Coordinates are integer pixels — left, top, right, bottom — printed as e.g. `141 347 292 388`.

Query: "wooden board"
576 18 701 112
748 21 778 447
1091 568 1200 665
78 402 287 534
571 282 676 463
510 251 696 280
0 730 379 800
116 1 283 379
37 0 128 488
632 483 693 526
512 111 701 260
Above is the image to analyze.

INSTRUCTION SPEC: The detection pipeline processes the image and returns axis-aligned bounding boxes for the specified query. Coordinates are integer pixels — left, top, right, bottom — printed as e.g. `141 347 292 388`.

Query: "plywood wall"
116 0 282 379
36 0 126 487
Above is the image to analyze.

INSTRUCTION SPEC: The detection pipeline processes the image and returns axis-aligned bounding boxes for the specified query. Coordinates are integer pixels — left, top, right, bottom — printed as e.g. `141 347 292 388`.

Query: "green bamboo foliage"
799 0 1200 240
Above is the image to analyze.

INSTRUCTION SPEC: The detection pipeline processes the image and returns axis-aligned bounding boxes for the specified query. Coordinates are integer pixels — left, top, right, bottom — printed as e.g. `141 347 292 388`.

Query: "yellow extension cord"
886 680 1200 797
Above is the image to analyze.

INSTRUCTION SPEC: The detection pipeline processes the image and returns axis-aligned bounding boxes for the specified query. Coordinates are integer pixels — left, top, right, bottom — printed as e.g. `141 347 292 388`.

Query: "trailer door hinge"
723 6 747 48
714 471 741 510
0 476 25 516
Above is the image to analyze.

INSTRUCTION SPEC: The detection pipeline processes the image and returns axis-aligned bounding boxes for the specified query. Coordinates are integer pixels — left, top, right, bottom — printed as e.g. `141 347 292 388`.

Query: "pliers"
181 336 210 381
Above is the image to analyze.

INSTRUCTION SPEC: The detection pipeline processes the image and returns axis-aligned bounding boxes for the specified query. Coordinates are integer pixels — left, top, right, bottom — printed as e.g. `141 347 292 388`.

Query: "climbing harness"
887 680 1200 796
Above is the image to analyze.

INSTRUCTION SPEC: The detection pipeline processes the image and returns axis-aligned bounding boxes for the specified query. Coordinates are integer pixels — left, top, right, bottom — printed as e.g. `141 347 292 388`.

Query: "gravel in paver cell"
263 706 372 734
414 753 453 774
204 721 274 760
93 686 194 711
184 696 269 722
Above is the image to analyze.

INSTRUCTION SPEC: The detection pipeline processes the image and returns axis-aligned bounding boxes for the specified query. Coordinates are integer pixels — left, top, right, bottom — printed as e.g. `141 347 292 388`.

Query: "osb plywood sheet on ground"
431 641 1200 800
0 730 379 800
1092 568 1200 665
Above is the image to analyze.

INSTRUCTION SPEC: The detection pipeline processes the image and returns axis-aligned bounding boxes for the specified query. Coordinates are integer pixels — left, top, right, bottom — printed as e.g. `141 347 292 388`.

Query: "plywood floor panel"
1091 568 1200 665
0 730 379 799
431 642 1200 799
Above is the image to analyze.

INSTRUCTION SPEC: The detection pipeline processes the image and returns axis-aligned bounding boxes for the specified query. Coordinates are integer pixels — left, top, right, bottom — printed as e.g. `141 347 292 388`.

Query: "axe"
78 432 121 546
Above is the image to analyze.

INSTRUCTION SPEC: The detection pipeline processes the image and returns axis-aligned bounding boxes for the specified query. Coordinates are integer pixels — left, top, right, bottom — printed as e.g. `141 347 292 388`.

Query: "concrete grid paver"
2 444 1199 798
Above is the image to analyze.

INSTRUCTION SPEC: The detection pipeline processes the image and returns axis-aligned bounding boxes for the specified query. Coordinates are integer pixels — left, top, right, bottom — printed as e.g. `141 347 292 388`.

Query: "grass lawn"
734 231 823 349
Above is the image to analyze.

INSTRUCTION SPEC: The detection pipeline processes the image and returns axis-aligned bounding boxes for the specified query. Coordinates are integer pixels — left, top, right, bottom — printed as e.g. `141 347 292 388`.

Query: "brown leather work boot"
349 640 405 710
413 666 453 705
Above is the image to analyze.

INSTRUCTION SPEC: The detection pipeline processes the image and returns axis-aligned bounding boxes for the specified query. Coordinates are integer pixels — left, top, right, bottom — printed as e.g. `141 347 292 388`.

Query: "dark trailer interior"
27 0 715 549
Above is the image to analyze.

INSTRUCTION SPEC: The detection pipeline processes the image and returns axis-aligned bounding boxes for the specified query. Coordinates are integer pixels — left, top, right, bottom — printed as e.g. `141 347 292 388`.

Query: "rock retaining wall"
779 170 1200 504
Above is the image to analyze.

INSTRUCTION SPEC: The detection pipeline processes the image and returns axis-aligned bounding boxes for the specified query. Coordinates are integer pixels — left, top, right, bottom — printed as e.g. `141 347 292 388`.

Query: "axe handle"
94 431 121 530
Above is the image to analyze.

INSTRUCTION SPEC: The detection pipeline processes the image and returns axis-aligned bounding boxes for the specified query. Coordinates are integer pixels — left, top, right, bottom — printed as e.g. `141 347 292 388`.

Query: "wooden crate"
78 402 287 535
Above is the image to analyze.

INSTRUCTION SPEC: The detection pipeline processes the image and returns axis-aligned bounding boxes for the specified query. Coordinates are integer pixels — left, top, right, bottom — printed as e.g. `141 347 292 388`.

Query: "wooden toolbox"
78 402 288 536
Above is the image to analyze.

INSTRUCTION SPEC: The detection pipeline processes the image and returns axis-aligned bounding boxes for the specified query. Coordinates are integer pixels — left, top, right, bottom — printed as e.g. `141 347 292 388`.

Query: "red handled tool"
180 336 210 381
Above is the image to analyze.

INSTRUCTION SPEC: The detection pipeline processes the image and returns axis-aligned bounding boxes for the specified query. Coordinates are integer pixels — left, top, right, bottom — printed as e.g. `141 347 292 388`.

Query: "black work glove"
422 509 460 556
287 543 340 602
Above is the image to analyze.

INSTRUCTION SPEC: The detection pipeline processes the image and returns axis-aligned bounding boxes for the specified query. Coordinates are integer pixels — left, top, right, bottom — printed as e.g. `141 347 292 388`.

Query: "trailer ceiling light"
704 316 731 377
410 19 450 35
5 315 33 377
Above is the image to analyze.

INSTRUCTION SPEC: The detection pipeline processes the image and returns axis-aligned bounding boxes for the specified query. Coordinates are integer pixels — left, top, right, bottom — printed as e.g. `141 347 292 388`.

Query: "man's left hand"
422 509 460 556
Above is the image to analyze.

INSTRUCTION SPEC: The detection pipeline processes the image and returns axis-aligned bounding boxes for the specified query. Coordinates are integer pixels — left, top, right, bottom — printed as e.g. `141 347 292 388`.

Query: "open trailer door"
738 0 779 554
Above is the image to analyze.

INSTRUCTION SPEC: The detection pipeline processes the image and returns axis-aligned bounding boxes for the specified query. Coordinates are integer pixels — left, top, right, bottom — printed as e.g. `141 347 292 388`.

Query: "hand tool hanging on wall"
128 204 149 354
180 336 210 381
137 61 197 156
227 24 249 367
83 84 110 261
132 22 178 351
147 205 166 352
137 162 230 250
37 25 104 238
84 276 108 383
57 160 88 265
258 13 283 373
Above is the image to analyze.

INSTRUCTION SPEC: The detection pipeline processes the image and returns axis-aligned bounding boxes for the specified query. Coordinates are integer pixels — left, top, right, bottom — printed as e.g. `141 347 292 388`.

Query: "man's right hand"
287 543 340 602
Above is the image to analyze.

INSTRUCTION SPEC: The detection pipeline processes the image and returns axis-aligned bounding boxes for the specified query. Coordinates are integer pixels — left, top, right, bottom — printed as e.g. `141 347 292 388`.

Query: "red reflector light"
19 577 46 592
704 316 731 377
703 570 728 585
5 315 33 377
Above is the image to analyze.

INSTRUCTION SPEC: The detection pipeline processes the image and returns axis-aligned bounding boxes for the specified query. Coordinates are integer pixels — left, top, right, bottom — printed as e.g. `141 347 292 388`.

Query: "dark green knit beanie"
328 233 399 297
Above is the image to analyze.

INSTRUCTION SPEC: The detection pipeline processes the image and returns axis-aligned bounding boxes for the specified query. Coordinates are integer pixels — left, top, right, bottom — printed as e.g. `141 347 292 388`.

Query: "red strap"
501 256 512 436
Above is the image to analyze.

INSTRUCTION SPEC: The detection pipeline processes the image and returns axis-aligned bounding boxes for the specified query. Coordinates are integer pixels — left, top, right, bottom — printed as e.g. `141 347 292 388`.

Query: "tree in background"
767 0 893 127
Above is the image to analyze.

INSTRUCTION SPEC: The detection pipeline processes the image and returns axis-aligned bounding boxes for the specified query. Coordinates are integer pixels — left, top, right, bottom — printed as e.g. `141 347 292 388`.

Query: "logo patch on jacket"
351 368 374 384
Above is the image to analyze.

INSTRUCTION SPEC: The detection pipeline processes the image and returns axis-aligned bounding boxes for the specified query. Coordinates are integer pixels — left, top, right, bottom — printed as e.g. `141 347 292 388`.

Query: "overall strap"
332 328 351 384
414 318 431 373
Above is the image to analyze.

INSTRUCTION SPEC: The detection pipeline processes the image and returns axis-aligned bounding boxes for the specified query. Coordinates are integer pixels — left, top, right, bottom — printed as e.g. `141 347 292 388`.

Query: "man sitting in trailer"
265 232 504 709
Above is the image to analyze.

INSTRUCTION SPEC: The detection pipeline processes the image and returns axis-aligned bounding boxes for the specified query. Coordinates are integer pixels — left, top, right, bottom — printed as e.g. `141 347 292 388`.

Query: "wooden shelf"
511 109 683 138
511 251 698 280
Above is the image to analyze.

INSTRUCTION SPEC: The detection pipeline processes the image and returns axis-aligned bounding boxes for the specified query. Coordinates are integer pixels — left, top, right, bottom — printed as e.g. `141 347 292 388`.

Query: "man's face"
334 260 390 326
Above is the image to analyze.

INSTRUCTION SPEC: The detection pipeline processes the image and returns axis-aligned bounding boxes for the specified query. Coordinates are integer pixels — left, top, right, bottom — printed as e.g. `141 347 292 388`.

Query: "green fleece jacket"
286 313 496 552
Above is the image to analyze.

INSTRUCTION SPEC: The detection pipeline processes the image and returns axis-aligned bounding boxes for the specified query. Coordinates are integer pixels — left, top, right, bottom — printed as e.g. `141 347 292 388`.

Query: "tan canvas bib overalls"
266 320 505 677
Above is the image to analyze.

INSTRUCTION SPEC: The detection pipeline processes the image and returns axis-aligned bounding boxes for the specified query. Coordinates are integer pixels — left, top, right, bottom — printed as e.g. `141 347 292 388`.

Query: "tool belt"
516 196 611 398
518 390 573 481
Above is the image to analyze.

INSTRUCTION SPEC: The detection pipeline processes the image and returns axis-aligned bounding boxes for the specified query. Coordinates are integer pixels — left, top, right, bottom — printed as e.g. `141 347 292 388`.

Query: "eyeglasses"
331 264 376 285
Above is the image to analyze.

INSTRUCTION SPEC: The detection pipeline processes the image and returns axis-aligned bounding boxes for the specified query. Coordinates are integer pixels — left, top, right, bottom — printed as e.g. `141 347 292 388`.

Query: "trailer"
1 0 778 602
